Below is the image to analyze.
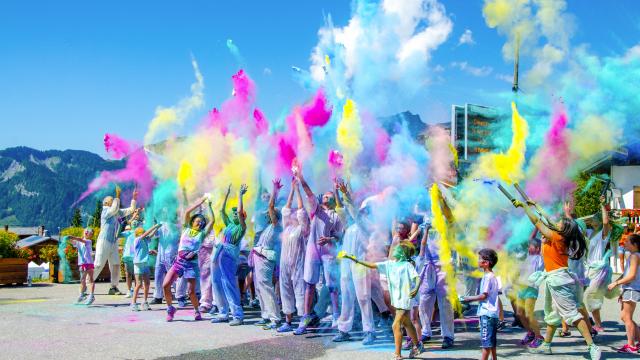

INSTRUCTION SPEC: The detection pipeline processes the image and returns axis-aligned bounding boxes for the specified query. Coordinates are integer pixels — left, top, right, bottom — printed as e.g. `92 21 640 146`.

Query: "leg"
107 244 121 289
219 249 243 320
621 301 638 346
525 298 541 337
353 265 375 333
142 274 150 302
188 278 200 309
132 274 142 304
337 270 356 333
392 310 406 357
162 268 179 306
211 259 230 317
153 260 166 300
87 269 95 295
419 291 437 337
92 239 109 282
79 271 87 295
592 309 602 329
401 310 419 345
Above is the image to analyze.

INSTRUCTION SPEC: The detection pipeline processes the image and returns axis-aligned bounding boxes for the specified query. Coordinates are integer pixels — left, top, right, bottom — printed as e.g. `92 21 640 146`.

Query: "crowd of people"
65 168 640 360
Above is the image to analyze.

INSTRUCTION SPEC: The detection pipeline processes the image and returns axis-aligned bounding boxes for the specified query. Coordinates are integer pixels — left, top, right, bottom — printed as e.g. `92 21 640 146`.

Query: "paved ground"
0 280 637 359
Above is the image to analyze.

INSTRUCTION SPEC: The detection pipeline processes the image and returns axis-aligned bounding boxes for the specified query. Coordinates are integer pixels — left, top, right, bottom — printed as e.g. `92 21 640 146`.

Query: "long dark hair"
558 217 586 260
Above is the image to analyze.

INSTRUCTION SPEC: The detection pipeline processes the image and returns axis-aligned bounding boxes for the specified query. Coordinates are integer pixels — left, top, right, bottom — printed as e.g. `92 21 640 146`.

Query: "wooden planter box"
49 261 111 283
0 258 29 285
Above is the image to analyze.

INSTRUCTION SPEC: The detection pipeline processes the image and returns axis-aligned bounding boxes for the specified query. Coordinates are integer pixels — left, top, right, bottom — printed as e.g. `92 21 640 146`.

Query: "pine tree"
91 200 102 228
70 208 83 228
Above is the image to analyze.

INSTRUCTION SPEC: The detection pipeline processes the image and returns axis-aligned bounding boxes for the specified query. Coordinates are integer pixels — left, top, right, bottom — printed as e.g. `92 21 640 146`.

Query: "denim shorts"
480 315 498 348
622 289 640 303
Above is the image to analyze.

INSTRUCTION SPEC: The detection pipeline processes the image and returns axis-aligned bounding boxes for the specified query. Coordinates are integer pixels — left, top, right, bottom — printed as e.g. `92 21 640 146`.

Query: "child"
462 248 500 360
66 228 96 305
121 219 139 299
343 240 424 360
131 223 161 311
608 233 640 353
516 232 545 348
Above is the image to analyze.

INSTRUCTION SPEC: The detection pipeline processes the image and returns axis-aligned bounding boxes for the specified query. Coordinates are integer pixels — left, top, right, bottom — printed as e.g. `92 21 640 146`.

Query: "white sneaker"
589 344 601 360
125 290 133 298
142 302 150 311
131 303 140 311
84 295 95 305
76 293 87 304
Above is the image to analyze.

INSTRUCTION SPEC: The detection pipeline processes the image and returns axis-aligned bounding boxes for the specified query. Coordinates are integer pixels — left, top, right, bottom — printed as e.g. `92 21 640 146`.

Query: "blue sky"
1 0 639 155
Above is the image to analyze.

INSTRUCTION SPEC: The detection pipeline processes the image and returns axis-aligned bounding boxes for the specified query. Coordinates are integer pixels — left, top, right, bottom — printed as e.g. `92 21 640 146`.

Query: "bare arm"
601 196 611 238
238 184 248 231
285 179 295 209
203 200 215 235
515 200 560 243
419 227 430 258
183 196 207 228
120 188 139 217
268 179 282 225
463 292 488 302
334 178 343 209
343 254 377 269
610 254 639 288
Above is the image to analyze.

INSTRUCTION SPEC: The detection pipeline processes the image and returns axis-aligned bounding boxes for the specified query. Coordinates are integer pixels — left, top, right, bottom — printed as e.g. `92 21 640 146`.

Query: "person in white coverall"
93 186 137 295
277 178 310 332
332 181 378 345
252 179 284 329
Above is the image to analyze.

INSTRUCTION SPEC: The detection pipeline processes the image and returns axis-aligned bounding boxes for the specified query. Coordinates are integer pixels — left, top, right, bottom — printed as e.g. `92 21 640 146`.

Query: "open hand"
149 250 158 256
115 185 122 198
239 184 248 195
410 288 418 298
525 199 536 207
511 199 524 208
608 282 618 291
273 178 283 191
132 187 139 200
318 236 333 246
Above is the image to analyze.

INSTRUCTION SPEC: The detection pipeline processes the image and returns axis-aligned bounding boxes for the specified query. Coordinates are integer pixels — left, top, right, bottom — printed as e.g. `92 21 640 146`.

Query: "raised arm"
238 184 248 231
141 223 162 239
295 168 315 201
513 200 560 243
419 226 430 258
342 254 377 269
203 198 215 235
120 187 139 217
334 178 344 209
221 184 232 226
269 179 282 225
600 195 611 238
285 178 296 209
183 196 207 228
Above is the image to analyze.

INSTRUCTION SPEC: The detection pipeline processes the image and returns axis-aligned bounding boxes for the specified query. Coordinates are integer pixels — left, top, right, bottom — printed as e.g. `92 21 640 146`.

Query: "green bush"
0 230 28 259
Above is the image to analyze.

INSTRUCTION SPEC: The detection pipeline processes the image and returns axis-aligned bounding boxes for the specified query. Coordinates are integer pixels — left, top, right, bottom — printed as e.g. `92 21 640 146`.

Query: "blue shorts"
518 286 539 300
124 259 134 276
480 315 498 348
134 263 150 276
172 254 200 279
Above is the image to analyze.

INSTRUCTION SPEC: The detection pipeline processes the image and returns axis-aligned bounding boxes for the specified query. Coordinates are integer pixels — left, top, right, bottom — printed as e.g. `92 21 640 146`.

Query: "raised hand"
132 186 139 200
273 178 283 191
512 199 525 208
115 185 122 198
239 184 248 195
526 199 537 207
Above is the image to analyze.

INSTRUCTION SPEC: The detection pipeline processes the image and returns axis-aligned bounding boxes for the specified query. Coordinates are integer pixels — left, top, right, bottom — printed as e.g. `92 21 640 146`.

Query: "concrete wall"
612 165 640 208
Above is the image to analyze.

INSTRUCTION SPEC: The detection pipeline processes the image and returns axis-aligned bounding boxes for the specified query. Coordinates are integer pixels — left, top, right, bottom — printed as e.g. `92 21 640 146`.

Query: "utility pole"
512 34 520 94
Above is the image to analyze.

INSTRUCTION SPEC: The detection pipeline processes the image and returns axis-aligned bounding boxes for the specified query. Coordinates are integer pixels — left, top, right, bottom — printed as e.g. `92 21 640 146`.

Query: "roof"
16 235 58 249
5 226 40 236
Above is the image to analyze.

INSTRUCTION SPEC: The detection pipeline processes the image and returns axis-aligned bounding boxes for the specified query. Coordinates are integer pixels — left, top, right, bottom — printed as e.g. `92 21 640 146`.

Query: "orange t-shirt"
542 236 568 272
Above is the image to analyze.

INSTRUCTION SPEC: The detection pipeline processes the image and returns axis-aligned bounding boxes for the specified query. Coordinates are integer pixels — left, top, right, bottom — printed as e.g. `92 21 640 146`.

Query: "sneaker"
84 295 95 306
250 298 260 308
277 323 294 333
520 331 536 346
589 343 601 360
442 337 454 349
209 305 219 315
616 344 638 353
177 297 187 308
125 289 133 298
76 293 87 304
558 329 571 337
528 341 552 354
131 303 140 311
362 332 376 345
166 305 176 322
511 318 523 328
255 318 269 327
150 298 163 305
108 287 124 295
528 337 544 348
308 314 321 328
592 325 604 333
590 328 598 338
409 342 424 358
332 331 351 342
294 318 308 335
263 321 280 330
198 305 211 313
402 337 412 350
142 302 151 311
194 311 202 321
211 315 229 323
420 335 431 342
229 318 244 326
331 313 340 329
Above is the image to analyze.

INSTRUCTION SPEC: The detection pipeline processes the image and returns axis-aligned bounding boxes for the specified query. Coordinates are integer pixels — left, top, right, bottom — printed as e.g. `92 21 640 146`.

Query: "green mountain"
0 147 124 232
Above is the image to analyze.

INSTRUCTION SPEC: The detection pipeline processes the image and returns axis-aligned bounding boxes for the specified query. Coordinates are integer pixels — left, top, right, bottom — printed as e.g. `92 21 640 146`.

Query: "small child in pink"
66 228 96 305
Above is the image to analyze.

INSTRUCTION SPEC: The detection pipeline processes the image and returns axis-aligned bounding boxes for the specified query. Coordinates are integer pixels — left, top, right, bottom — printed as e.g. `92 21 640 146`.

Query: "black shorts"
480 315 498 348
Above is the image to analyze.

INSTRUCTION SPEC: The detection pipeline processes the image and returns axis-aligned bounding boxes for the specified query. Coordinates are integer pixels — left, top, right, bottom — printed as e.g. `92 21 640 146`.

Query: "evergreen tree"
70 208 83 228
91 200 102 228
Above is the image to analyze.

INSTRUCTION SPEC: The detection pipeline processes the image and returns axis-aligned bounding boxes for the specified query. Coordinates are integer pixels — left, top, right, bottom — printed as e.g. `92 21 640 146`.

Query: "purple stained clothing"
305 194 344 262
73 239 93 266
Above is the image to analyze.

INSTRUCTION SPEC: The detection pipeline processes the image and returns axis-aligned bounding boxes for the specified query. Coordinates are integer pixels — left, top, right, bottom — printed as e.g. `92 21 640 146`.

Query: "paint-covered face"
103 196 114 207
260 191 270 202
232 207 241 225
84 229 94 238
322 192 336 208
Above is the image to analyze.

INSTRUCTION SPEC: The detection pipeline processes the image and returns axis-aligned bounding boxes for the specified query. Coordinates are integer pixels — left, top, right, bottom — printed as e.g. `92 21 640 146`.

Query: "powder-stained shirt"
73 239 93 266
477 271 500 318
178 229 205 253
280 207 309 267
376 260 419 310
134 236 150 265
306 194 344 262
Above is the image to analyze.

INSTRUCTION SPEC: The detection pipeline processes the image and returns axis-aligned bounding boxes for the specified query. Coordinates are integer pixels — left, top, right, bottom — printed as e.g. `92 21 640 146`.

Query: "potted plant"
0 230 30 285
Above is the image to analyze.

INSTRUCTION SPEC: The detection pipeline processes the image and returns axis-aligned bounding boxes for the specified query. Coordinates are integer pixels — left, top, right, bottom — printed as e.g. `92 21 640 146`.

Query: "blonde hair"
135 227 145 237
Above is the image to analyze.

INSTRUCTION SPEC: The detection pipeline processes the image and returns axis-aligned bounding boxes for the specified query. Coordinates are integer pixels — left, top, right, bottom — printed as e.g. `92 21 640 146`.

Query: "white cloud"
458 29 474 45
309 0 453 112
624 44 640 62
433 64 445 72
495 73 512 83
263 67 272 76
451 61 493 77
